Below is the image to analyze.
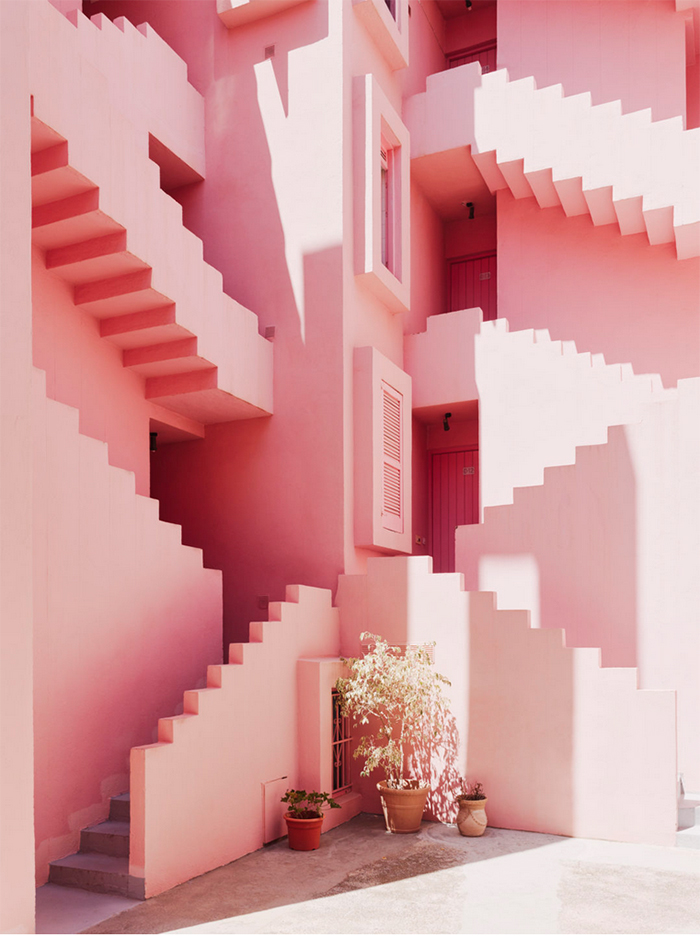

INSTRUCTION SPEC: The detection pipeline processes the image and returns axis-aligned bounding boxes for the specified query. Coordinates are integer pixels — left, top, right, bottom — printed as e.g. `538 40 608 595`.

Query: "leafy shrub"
335 633 451 788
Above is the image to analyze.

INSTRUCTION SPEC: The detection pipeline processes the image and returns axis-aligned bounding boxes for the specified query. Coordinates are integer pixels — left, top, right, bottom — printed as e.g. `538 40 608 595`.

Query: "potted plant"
281 789 341 850
455 780 488 836
335 633 451 834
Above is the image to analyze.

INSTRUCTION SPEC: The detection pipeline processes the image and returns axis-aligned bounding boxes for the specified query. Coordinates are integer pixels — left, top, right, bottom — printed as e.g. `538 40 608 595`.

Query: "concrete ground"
37 814 700 935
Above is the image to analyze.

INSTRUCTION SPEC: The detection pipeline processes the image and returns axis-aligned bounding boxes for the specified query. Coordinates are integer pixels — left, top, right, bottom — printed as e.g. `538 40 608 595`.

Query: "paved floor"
37 815 700 934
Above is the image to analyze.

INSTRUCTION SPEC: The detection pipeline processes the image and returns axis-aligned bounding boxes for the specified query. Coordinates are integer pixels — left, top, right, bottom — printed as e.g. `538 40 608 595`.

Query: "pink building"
1 0 698 930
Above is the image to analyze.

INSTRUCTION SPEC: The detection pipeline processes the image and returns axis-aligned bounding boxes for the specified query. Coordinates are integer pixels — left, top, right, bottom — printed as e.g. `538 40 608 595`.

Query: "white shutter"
381 381 403 532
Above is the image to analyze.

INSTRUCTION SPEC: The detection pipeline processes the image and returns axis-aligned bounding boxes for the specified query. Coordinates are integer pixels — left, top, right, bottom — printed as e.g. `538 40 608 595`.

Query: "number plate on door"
463 466 475 475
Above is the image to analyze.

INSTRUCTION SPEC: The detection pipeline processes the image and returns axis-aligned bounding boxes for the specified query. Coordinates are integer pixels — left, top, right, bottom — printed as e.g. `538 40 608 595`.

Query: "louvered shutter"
381 380 403 532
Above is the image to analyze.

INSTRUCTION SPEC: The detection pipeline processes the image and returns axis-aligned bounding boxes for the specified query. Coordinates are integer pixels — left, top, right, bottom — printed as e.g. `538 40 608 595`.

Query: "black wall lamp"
465 0 472 9
150 431 158 452
443 412 452 432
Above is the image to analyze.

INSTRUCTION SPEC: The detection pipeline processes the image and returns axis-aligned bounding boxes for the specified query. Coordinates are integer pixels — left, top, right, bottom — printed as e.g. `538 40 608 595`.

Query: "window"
332 690 352 796
354 75 410 313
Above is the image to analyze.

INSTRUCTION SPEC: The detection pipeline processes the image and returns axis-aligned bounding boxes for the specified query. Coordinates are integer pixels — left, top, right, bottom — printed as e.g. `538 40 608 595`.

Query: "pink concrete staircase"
456 374 700 798
32 367 223 886
48 793 143 898
474 316 677 508
28 4 272 426
336 555 678 846
127 585 352 898
405 307 677 509
405 61 699 259
31 117 272 424
471 68 700 259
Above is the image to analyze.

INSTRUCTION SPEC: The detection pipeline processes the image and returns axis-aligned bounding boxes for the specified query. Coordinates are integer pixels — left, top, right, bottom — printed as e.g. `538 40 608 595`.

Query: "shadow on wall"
411 712 463 824
466 591 575 838
82 0 343 649
497 193 700 387
458 423 638 668
151 245 346 649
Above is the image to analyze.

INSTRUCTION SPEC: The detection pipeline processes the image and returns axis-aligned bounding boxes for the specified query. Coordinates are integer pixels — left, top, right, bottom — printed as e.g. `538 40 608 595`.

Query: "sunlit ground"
38 815 700 935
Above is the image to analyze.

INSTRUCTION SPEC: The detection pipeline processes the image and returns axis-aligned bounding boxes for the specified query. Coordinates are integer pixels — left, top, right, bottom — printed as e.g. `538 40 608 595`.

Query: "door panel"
448 253 497 321
430 448 479 574
448 42 497 74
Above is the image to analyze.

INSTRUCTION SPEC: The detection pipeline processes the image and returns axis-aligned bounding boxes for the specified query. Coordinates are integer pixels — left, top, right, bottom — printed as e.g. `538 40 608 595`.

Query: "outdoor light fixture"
466 201 475 219
465 0 472 9
150 432 158 452
443 412 452 432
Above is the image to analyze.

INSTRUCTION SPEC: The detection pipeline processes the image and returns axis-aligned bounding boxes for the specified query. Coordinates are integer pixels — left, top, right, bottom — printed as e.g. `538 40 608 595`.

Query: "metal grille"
332 689 352 796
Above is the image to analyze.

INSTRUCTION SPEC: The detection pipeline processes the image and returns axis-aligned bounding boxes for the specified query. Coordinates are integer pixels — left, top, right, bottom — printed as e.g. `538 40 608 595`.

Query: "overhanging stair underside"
406 63 699 258
30 120 272 425
472 69 700 259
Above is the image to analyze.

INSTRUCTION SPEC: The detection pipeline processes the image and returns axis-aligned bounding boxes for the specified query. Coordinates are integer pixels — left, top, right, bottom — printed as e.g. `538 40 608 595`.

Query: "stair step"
678 795 700 831
109 791 130 822
676 826 700 850
31 190 121 251
48 851 144 898
44 231 148 285
123 338 212 377
74 270 172 318
80 820 130 857
99 305 189 349
31 142 94 208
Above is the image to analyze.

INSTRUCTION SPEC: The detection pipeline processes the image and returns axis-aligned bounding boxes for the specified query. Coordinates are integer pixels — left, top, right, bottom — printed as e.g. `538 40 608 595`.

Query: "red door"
430 448 479 574
448 252 497 321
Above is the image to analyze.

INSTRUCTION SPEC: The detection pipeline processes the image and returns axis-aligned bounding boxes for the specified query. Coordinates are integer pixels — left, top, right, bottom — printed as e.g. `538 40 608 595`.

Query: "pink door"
448 252 497 320
448 41 497 74
430 448 479 574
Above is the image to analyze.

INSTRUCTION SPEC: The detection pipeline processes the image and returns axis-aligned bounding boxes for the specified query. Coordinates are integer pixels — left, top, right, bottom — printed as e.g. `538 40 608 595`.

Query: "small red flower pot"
284 813 324 850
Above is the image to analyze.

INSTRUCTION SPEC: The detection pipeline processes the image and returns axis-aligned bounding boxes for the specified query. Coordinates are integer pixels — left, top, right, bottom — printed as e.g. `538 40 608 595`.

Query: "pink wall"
0 2 36 931
498 0 687 123
398 0 446 99
32 373 223 883
444 3 496 57
33 250 152 495
404 180 445 334
498 192 700 387
446 214 496 260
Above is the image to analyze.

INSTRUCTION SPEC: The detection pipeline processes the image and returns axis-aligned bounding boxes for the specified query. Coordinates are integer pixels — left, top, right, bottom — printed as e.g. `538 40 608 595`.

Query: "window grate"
332 689 352 796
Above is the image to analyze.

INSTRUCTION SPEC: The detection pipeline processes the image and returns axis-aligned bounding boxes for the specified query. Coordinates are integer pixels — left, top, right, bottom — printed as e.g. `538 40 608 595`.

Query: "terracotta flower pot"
455 797 488 836
284 813 324 850
377 780 429 833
